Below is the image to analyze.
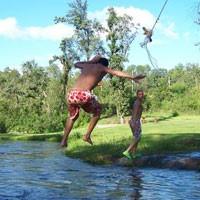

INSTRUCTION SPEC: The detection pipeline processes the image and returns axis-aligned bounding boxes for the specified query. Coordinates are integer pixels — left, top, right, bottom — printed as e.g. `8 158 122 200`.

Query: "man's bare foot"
83 135 93 145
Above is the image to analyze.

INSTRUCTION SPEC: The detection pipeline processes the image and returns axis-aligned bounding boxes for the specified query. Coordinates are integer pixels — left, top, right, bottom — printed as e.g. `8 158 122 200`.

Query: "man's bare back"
73 58 146 91
73 63 106 91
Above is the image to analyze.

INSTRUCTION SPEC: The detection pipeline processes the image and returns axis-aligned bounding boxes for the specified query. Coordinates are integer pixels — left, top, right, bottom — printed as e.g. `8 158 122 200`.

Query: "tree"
15 61 49 133
43 64 66 132
106 7 138 123
148 68 170 110
55 0 105 61
45 64 63 114
185 63 200 89
52 0 105 104
50 38 79 99
0 68 22 132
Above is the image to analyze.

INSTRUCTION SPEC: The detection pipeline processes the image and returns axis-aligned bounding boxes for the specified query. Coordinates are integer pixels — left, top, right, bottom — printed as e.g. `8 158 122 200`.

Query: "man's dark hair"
98 57 109 67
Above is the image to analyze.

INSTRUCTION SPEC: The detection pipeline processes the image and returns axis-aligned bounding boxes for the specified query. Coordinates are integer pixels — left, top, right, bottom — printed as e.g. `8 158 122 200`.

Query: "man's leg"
83 114 100 145
82 98 101 145
60 117 77 147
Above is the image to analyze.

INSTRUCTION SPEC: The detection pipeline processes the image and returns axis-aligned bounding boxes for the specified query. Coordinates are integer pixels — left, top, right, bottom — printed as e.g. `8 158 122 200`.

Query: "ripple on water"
0 141 200 200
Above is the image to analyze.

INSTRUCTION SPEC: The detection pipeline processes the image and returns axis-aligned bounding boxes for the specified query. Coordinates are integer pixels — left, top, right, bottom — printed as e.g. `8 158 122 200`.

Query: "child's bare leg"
126 138 140 153
83 115 100 145
60 117 77 147
127 120 141 153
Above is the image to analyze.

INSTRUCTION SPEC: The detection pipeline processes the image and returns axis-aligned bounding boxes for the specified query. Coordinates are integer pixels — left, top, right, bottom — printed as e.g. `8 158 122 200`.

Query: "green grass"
65 115 200 164
0 115 200 165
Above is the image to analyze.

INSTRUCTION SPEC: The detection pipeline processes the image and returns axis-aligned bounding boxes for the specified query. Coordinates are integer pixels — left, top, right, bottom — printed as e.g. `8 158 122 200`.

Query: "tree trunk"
120 115 125 124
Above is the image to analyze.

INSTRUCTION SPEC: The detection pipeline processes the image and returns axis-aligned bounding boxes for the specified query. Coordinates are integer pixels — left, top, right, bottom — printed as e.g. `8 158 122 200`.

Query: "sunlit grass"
65 115 200 164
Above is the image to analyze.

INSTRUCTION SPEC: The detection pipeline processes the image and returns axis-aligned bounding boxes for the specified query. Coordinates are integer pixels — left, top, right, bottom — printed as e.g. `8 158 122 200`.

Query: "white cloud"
0 17 74 40
114 7 155 29
89 6 155 30
0 17 23 38
89 6 179 41
0 6 179 42
161 22 179 39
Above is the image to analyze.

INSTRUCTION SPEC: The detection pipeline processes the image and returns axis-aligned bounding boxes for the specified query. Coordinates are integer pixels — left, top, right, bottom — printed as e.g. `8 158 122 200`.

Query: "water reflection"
0 141 200 200
129 170 143 200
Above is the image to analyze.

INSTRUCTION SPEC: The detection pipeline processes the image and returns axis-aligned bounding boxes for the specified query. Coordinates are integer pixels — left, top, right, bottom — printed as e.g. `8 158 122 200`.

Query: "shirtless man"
60 56 145 147
123 90 144 159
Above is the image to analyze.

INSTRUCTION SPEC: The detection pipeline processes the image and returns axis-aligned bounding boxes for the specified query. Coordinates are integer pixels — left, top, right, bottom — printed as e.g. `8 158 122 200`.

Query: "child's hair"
98 57 109 67
136 89 144 95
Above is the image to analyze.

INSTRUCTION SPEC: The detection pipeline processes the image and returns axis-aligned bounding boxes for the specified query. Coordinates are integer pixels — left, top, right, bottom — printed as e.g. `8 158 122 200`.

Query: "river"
0 141 199 200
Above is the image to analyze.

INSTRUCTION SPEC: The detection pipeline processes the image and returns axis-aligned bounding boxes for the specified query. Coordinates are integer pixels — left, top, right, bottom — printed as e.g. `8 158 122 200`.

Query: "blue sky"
0 0 200 70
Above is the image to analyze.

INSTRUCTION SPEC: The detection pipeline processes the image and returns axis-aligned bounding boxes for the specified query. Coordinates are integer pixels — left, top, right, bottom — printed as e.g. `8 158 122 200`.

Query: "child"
123 90 144 159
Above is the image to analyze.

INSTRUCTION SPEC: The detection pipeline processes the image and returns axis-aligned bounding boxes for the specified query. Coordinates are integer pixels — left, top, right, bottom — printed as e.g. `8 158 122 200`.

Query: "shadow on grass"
140 133 200 154
143 112 178 123
65 133 200 165
99 112 178 125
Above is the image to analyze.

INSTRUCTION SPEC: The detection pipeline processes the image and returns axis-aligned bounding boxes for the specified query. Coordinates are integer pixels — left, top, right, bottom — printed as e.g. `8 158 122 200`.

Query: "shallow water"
0 141 200 200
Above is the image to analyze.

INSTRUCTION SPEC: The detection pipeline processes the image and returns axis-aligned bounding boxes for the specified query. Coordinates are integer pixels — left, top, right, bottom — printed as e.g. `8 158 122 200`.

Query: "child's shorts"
129 119 142 140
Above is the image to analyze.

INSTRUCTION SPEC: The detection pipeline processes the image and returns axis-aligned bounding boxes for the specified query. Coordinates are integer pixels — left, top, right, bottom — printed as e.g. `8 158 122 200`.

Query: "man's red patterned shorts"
67 89 101 119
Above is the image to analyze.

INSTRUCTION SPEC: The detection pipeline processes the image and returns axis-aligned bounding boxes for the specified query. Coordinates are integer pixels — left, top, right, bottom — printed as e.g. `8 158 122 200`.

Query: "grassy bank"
0 115 200 165
65 115 200 164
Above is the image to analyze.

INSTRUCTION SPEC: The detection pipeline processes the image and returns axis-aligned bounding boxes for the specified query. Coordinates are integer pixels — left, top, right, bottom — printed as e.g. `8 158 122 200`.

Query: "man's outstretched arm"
103 67 146 82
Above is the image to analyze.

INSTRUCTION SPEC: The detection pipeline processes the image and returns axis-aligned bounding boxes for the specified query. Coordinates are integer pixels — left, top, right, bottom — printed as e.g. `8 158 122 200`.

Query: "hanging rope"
196 1 200 25
145 45 159 68
140 0 169 68
195 2 200 47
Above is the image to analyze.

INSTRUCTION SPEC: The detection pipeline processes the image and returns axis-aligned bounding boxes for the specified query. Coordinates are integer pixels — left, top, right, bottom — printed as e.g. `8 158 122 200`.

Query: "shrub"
0 120 7 133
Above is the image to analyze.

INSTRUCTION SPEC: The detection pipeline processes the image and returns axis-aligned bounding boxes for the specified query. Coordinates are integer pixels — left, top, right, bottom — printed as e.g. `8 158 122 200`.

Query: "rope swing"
195 1 200 47
140 0 169 68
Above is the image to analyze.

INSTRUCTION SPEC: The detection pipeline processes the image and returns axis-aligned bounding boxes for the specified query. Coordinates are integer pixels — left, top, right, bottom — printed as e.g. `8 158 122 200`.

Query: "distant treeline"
0 61 199 134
